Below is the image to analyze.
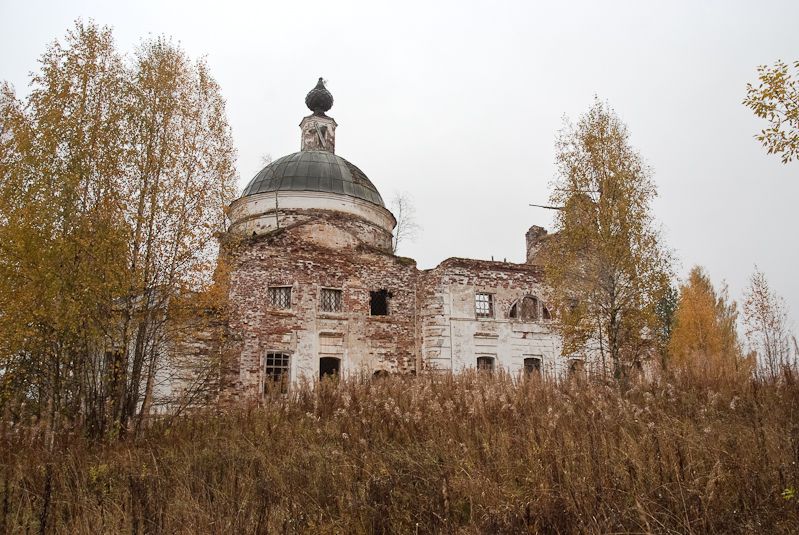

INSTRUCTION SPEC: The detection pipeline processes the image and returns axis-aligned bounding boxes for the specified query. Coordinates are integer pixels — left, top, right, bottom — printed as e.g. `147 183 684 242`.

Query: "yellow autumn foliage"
668 266 753 382
0 21 237 438
543 98 672 380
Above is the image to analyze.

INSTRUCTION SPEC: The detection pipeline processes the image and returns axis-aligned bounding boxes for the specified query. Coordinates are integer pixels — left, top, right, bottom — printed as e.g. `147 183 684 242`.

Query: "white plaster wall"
268 315 402 386
421 270 578 378
228 190 396 240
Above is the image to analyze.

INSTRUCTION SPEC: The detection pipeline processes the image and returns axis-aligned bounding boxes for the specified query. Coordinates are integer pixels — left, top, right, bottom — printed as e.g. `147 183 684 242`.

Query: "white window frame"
263 351 291 393
475 292 494 319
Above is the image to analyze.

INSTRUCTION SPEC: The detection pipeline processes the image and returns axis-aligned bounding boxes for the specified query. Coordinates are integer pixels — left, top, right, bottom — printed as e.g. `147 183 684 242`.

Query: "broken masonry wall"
223 214 418 402
419 258 571 378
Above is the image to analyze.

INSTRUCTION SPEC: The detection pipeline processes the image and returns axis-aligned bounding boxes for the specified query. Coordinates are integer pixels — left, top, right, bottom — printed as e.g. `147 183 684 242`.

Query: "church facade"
219 79 582 402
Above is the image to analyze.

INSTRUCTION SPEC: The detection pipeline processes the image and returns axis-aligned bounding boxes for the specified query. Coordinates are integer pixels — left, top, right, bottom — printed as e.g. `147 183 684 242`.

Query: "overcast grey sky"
1 0 797 325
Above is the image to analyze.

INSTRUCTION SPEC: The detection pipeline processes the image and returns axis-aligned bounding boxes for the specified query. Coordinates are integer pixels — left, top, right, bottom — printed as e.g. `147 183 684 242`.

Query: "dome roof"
241 151 385 207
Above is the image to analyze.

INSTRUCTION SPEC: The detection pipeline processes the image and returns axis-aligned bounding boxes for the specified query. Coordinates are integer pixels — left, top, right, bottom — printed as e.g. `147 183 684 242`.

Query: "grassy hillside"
2 372 798 534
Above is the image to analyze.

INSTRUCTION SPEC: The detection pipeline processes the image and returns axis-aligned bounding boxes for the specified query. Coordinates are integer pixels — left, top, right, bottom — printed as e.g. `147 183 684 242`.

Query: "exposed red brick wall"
214 214 564 403
222 212 418 402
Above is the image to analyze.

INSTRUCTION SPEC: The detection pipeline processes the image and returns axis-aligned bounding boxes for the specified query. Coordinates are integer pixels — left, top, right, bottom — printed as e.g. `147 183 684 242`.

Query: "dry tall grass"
2 372 797 534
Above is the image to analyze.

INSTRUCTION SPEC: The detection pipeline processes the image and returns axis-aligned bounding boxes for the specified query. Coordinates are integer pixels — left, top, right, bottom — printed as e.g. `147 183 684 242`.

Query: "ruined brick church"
218 79 581 401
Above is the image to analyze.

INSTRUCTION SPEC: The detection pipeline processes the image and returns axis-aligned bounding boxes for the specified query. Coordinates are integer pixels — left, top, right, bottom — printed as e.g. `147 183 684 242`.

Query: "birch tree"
542 99 672 381
0 21 236 438
0 22 130 437
743 60 799 164
118 37 237 433
743 267 794 379
390 191 420 254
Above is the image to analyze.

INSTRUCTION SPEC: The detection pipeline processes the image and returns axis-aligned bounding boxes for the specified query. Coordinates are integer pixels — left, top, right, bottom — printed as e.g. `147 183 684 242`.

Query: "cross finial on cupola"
300 77 337 153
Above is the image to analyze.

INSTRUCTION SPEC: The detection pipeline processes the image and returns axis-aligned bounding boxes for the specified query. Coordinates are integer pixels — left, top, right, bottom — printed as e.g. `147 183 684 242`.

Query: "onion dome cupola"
241 78 383 206
228 78 396 251
305 77 334 115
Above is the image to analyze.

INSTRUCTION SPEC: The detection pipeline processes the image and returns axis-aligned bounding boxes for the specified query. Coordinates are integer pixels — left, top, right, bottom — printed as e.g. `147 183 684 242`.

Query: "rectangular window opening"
320 288 343 312
268 286 292 309
264 352 290 393
524 356 542 376
370 289 392 316
477 356 495 372
475 292 494 318
320 356 341 380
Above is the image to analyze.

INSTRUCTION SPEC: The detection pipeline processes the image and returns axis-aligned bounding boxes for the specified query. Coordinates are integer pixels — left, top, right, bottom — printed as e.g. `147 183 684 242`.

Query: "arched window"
509 295 551 322
370 289 391 315
520 296 539 321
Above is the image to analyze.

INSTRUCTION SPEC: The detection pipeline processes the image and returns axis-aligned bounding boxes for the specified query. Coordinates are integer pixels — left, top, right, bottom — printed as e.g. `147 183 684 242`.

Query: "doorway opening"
319 357 341 379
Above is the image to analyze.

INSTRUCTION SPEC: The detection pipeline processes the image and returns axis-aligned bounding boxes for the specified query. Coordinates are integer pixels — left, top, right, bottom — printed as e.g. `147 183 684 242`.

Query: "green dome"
241 151 385 207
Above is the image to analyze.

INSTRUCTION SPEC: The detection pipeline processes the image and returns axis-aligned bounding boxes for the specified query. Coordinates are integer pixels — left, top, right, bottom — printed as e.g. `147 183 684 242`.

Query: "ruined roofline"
427 257 544 275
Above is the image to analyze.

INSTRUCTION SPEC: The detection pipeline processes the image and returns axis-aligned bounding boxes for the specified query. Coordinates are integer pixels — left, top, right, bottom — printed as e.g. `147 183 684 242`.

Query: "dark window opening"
372 370 390 379
477 356 495 372
264 352 290 393
510 295 550 322
521 296 539 321
370 289 392 316
568 359 585 379
320 357 340 379
524 357 542 375
320 288 343 312
475 293 494 318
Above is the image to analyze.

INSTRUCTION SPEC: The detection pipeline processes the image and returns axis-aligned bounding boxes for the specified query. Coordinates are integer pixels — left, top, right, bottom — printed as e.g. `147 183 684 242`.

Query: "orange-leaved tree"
668 266 753 382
